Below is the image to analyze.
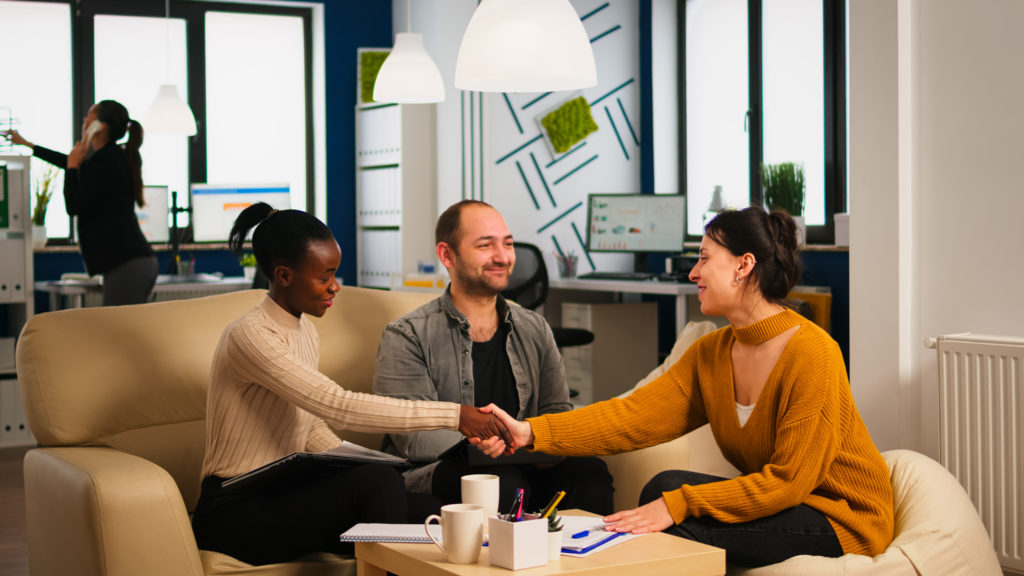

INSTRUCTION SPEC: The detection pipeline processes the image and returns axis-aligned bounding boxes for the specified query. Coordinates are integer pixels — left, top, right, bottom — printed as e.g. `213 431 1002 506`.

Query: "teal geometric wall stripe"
580 2 609 21
551 234 565 258
590 24 621 43
571 221 595 270
552 154 599 186
537 201 583 234
605 106 630 160
529 152 556 208
503 93 523 134
514 160 540 209
496 134 544 165
522 93 552 111
590 78 634 107
545 142 588 169
616 97 639 145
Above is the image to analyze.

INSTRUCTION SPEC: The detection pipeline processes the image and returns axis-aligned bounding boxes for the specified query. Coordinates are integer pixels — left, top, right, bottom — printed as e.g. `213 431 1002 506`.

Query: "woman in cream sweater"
191 202 510 565
483 207 893 568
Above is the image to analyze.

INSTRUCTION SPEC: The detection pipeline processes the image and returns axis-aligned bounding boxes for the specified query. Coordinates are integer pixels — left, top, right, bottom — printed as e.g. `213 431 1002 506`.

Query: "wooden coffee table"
355 510 725 576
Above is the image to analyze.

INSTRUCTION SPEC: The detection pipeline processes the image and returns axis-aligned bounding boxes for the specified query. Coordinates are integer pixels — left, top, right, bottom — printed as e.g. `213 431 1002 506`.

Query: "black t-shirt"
472 323 520 417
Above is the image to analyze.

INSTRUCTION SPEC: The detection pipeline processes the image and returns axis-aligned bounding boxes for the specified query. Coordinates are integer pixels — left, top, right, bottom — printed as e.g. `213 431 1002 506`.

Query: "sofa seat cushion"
201 551 354 576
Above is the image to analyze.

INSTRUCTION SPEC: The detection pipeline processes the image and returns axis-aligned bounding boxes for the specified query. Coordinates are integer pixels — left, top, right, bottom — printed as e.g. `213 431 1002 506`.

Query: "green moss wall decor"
359 50 390 104
541 96 599 155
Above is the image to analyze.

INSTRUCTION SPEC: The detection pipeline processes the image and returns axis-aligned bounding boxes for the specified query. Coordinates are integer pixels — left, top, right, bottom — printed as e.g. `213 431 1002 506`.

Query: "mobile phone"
85 120 102 145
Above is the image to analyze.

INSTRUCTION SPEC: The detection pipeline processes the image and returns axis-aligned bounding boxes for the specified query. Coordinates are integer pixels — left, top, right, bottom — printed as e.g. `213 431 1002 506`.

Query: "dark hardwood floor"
0 445 29 576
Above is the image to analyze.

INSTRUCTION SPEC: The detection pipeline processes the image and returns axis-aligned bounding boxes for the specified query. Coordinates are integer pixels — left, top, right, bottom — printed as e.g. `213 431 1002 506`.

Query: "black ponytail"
704 206 803 302
94 100 144 207
229 202 335 282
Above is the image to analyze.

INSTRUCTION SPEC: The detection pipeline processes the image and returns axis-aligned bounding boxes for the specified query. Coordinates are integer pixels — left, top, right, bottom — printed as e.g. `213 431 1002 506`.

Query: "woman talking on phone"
4 100 158 306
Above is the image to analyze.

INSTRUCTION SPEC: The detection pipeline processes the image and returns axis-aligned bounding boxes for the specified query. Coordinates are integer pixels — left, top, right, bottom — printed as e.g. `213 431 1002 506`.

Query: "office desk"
549 278 699 333
35 274 253 311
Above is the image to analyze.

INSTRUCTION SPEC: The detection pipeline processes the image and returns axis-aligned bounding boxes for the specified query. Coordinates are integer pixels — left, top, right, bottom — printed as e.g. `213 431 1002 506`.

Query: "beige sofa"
16 288 1001 576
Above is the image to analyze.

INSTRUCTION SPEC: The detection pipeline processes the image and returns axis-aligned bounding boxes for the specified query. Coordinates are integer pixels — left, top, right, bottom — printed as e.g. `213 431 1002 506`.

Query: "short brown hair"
435 199 494 250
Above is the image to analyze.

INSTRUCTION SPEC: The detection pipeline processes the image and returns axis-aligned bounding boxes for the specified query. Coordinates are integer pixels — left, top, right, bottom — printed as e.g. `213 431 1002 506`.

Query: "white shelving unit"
0 154 36 446
354 101 437 289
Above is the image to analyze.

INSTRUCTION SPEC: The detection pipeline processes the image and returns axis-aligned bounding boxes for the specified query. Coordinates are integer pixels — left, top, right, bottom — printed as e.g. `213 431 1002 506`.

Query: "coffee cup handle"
424 514 445 553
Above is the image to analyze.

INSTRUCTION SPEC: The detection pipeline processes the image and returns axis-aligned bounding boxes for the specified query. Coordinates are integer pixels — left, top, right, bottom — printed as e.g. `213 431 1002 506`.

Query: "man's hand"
602 497 675 534
478 404 535 452
458 405 515 449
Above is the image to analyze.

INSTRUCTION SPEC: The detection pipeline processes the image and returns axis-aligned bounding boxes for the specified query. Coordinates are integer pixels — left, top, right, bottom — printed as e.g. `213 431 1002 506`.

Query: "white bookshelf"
354 101 437 289
0 154 36 446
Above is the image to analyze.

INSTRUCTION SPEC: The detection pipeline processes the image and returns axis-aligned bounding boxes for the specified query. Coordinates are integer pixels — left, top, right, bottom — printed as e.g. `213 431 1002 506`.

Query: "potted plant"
761 161 805 244
545 508 563 561
239 252 257 280
31 165 59 248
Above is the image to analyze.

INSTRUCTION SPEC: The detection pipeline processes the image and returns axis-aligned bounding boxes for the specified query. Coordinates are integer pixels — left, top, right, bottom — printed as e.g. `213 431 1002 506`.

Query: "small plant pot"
31 225 47 249
243 266 256 281
548 529 563 560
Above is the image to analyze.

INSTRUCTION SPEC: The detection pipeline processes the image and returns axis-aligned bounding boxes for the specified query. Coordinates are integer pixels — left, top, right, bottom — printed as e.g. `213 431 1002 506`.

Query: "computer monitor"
585 193 685 254
136 185 169 243
190 183 291 243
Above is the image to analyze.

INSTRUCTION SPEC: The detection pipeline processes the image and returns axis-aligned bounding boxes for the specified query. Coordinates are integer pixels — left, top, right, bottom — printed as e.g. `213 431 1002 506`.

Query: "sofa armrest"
599 437 691 512
24 447 204 576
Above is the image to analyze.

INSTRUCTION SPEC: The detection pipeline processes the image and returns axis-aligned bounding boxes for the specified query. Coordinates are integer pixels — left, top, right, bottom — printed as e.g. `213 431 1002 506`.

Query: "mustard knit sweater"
529 309 894 556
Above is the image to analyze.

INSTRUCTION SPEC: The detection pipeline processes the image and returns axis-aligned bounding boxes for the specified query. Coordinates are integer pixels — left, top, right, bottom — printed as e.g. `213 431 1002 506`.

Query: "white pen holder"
487 515 548 570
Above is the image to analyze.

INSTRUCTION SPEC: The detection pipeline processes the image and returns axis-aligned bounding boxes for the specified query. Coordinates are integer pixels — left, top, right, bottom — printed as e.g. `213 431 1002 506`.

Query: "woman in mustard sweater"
483 207 894 567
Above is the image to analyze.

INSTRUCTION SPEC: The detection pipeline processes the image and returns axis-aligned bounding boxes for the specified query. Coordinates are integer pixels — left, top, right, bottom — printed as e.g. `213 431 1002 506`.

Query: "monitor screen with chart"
190 184 291 243
585 193 686 254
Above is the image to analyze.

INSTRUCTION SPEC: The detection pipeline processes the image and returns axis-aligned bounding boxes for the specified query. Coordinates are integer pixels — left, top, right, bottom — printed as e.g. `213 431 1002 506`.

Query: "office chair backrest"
502 242 548 310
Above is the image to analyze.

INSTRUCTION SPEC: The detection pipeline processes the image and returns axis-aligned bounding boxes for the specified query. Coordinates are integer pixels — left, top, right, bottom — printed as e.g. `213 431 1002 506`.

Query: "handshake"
456 404 534 457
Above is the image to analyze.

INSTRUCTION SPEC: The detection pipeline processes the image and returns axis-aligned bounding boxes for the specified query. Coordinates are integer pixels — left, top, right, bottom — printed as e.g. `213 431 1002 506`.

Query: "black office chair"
502 242 594 349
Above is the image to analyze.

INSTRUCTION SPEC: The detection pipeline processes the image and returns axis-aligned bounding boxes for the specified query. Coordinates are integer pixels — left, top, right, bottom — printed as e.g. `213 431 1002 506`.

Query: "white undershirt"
736 401 756 427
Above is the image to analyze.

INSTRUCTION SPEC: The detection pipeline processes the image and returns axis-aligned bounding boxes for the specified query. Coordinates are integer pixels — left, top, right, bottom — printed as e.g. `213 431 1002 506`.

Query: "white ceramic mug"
461 473 500 533
424 503 483 564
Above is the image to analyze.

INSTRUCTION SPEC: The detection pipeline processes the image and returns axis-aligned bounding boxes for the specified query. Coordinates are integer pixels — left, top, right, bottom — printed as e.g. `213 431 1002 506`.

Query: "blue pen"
571 530 589 539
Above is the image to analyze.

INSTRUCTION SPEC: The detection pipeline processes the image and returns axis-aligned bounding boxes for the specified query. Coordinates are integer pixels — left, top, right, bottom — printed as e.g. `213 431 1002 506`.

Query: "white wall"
849 0 1024 457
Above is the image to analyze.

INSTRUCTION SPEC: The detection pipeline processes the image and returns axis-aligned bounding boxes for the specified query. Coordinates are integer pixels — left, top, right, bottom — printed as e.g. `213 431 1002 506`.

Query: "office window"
684 0 749 234
205 11 307 211
0 0 72 238
684 0 845 243
94 14 190 226
762 0 825 226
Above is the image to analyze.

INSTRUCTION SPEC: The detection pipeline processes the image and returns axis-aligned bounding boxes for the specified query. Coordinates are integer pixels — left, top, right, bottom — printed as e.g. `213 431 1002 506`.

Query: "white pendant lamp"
373 32 446 103
144 84 198 135
144 0 198 135
455 0 597 93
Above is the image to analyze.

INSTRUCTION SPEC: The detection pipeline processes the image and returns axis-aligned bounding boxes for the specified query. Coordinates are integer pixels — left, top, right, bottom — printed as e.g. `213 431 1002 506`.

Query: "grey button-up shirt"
373 289 571 492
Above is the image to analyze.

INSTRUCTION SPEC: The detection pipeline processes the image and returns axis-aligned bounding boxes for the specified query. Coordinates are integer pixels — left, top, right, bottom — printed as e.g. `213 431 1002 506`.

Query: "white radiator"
929 333 1024 572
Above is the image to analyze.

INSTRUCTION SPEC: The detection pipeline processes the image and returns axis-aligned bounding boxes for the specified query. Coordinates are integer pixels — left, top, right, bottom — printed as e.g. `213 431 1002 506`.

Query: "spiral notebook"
339 523 441 543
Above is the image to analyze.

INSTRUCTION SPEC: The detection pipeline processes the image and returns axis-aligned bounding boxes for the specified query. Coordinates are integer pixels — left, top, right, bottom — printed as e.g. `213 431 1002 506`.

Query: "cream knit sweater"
202 297 460 480
529 309 894 556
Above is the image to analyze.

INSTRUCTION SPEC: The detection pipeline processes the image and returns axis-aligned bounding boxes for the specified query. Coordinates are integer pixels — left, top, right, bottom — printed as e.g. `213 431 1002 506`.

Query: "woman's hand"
477 404 534 453
602 497 675 534
2 130 32 148
458 405 514 448
67 139 89 169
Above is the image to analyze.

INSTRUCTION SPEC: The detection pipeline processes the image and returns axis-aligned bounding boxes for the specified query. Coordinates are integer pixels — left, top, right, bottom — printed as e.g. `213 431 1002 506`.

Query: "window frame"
681 0 846 245
67 0 314 242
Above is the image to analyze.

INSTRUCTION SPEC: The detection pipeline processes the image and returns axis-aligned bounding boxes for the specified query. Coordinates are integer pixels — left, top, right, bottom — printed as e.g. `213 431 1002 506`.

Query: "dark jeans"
192 463 438 565
102 255 158 306
640 470 844 568
432 456 614 516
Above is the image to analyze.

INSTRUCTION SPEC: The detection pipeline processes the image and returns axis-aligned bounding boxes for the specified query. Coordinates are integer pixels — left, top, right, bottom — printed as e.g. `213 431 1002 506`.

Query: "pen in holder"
488 514 549 570
555 251 578 278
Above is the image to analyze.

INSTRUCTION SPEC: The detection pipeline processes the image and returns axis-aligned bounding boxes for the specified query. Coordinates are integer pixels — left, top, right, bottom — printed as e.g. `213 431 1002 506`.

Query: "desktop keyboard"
577 271 655 281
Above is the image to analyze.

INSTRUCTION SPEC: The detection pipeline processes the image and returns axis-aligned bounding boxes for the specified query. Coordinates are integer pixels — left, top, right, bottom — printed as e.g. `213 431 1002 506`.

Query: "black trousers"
640 470 844 568
192 463 437 565
431 456 615 516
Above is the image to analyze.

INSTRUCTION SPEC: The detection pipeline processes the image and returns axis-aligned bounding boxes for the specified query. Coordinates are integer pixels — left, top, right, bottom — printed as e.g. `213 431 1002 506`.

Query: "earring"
735 276 743 283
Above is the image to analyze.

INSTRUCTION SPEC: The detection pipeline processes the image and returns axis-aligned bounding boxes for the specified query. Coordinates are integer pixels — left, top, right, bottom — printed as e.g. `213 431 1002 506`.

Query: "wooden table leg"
356 557 387 576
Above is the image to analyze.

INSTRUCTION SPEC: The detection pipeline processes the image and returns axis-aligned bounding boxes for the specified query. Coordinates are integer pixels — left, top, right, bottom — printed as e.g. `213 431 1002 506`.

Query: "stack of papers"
558 516 641 557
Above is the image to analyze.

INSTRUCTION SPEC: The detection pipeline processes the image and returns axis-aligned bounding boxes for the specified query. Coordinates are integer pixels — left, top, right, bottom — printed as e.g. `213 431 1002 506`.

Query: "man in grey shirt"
373 200 613 515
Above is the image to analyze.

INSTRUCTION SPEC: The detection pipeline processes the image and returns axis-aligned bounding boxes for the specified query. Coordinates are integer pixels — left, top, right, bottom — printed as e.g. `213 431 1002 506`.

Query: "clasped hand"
465 404 676 535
